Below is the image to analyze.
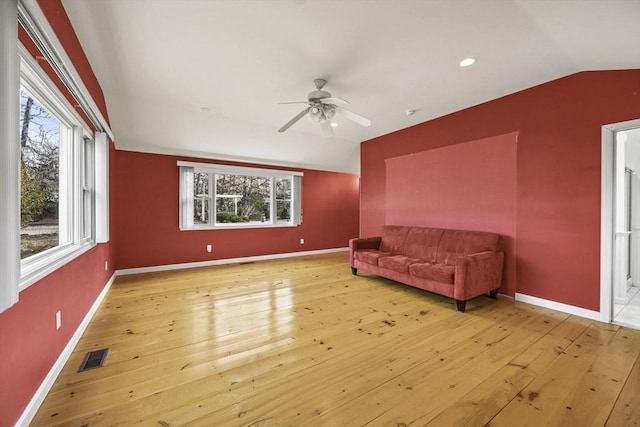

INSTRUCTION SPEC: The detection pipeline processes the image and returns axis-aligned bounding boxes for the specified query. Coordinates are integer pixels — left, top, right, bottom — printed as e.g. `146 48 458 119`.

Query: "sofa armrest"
349 237 382 265
349 236 382 251
454 251 504 301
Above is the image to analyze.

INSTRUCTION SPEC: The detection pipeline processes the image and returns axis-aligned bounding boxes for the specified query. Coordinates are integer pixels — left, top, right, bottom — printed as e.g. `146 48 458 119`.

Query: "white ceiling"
61 0 640 174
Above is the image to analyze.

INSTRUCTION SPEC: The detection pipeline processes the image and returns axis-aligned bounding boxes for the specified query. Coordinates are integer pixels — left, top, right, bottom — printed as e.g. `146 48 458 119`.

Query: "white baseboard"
515 293 601 321
16 273 116 427
116 247 349 276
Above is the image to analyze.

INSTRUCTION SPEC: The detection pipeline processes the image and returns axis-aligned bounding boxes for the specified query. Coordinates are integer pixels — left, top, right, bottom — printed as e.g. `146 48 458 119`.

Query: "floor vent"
78 348 109 372
239 261 254 265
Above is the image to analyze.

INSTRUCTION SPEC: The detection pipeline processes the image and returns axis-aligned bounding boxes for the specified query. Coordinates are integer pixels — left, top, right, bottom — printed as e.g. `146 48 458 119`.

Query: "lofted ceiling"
61 0 640 173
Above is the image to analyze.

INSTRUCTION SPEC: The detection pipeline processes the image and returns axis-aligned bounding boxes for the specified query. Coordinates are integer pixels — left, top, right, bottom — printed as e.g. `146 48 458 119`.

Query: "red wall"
361 70 640 311
385 133 517 295
112 150 360 269
0 244 113 426
0 2 114 425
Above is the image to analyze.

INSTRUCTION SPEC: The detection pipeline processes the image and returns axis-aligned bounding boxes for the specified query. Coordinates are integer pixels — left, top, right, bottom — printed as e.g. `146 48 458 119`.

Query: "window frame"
178 161 303 230
18 45 97 290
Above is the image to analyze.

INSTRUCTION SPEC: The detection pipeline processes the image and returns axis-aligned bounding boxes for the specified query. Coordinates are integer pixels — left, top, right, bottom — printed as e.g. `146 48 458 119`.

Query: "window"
179 161 302 229
19 86 64 259
18 51 96 288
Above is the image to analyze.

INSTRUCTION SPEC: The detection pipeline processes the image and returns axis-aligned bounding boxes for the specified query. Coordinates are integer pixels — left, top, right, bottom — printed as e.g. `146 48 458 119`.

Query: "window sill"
180 223 300 231
19 241 96 291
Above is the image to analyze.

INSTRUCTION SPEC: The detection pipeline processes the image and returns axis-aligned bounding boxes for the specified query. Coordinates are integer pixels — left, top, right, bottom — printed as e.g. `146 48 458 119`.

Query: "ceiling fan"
278 78 371 136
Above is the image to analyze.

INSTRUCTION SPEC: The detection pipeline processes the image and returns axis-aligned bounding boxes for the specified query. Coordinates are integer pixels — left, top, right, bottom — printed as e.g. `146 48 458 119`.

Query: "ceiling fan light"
330 122 338 127
309 106 322 120
324 104 336 119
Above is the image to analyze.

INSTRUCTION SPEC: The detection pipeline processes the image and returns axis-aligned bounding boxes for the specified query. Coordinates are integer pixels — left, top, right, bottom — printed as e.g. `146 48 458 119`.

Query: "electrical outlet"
300 238 305 244
206 244 212 253
55 311 61 330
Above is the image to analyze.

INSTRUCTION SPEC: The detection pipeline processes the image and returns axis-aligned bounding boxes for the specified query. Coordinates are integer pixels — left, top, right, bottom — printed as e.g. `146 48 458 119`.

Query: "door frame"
601 118 640 322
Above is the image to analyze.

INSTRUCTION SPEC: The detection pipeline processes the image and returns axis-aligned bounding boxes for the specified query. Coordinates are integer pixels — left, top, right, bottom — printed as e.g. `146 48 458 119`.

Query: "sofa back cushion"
436 229 503 265
403 227 445 262
379 225 411 254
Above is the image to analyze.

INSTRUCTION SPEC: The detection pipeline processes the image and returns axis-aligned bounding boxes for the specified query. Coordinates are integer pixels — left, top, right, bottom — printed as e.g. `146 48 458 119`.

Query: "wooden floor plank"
425 315 592 426
31 253 640 427
556 326 640 426
347 306 569 426
605 347 640 426
487 322 628 427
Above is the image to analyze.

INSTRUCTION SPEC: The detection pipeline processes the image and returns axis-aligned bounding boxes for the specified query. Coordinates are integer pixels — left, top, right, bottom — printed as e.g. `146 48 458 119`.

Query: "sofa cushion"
379 225 411 254
354 249 391 266
403 227 445 262
436 229 503 265
409 262 455 284
378 255 422 274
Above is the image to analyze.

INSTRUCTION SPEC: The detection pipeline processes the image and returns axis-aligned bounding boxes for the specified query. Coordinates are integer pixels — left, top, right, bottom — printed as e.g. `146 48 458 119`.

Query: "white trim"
15 272 116 427
179 223 300 231
116 247 348 276
95 132 109 243
17 0 114 141
177 160 304 177
179 162 303 229
601 118 640 323
515 293 601 321
601 126 614 322
18 46 92 135
18 50 98 291
0 0 20 313
19 243 95 291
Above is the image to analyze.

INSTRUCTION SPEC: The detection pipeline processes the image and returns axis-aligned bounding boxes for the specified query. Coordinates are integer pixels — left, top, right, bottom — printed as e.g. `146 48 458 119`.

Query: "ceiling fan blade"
278 107 310 133
335 106 371 127
320 118 333 136
279 101 309 105
322 97 349 105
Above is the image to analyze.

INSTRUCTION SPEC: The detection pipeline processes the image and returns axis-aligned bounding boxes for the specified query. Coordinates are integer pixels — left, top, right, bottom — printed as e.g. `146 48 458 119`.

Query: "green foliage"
20 90 59 228
20 161 45 228
216 173 271 220
278 205 290 220
216 212 249 223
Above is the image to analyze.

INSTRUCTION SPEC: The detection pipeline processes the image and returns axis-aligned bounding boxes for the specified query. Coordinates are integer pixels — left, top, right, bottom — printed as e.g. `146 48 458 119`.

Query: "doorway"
601 120 640 329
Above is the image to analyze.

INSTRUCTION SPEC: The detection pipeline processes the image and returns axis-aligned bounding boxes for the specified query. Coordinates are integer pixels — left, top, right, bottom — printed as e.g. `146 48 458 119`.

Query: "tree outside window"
19 87 60 259
215 173 270 223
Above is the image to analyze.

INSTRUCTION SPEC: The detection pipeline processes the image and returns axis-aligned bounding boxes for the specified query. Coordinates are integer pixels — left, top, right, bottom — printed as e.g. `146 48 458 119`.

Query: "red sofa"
349 225 504 312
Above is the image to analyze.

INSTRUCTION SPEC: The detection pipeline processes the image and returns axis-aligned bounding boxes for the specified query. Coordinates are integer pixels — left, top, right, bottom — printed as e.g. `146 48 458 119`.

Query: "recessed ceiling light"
459 57 476 67
330 122 338 127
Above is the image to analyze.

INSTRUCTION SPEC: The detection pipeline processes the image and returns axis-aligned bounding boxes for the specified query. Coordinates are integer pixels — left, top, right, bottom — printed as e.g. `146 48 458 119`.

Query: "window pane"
19 87 61 259
276 177 291 199
276 200 292 222
193 172 210 224
193 198 210 224
215 173 271 223
82 137 94 240
83 189 91 239
275 177 292 223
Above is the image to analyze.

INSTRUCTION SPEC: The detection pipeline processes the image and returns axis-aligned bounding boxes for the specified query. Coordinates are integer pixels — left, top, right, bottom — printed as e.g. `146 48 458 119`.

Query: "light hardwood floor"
32 252 640 426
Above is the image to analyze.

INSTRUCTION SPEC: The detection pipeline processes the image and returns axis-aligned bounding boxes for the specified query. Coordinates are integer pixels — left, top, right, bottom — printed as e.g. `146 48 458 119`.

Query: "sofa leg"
351 267 357 276
489 288 499 299
455 300 466 312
